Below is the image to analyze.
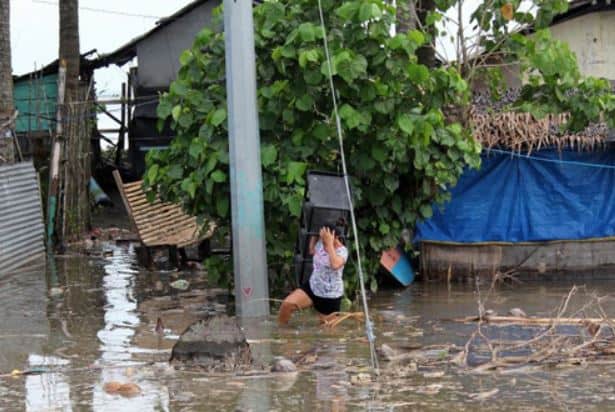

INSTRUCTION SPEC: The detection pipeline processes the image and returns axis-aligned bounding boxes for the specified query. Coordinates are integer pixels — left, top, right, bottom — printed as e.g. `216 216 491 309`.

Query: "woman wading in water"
278 224 348 325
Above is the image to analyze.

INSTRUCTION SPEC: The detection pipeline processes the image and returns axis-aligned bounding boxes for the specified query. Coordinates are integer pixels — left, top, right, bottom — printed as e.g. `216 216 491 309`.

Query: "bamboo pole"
46 60 66 249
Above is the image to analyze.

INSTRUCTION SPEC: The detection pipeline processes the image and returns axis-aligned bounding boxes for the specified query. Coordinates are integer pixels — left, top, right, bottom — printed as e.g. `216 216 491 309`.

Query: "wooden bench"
113 170 215 267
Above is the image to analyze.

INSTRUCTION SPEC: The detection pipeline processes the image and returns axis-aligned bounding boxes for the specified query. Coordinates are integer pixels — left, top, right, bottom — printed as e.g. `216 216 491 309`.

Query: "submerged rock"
170 315 252 370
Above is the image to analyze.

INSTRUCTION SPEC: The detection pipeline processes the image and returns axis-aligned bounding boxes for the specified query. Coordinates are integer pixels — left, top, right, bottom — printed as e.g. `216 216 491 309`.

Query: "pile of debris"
454 285 615 373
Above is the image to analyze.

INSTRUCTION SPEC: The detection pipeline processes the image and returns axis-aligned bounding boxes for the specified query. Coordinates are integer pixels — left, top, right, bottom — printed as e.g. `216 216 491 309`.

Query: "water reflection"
92 244 170 411
0 269 49 372
25 355 71 412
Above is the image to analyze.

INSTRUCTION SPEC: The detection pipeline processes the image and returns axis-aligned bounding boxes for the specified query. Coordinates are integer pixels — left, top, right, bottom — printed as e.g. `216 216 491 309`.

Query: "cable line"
317 0 379 374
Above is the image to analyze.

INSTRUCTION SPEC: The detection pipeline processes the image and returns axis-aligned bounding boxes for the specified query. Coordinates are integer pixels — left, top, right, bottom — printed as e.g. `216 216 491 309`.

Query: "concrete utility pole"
223 0 269 318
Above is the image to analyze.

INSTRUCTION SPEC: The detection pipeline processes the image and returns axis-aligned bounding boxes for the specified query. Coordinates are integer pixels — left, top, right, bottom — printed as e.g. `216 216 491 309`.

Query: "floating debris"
377 344 397 362
103 381 142 397
170 279 190 291
469 388 499 401
49 287 64 297
155 318 164 335
416 383 443 395
350 373 371 385
508 308 527 317
271 357 297 373
422 370 445 379
484 309 498 317
103 381 121 393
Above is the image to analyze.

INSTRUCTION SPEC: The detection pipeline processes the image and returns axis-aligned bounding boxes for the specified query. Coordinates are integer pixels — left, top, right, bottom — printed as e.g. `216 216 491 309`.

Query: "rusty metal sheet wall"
0 162 45 273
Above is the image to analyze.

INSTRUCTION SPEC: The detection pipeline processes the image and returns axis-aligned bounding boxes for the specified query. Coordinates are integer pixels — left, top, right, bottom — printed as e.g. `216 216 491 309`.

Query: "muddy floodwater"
3 243 615 411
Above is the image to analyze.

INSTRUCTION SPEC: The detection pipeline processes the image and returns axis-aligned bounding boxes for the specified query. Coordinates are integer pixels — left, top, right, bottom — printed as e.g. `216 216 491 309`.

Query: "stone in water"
170 315 252 369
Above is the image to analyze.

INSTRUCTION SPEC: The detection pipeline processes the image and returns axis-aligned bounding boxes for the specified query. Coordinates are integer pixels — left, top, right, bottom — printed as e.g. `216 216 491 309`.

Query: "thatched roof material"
471 109 608 153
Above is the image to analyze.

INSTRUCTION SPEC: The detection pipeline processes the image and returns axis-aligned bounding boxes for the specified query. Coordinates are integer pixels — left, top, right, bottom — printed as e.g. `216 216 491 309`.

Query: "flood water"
3 243 615 410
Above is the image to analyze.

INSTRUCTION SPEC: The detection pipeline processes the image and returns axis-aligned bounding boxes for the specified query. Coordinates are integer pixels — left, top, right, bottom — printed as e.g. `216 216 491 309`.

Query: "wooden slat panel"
132 201 180 215
124 181 143 190
137 210 193 231
112 171 214 248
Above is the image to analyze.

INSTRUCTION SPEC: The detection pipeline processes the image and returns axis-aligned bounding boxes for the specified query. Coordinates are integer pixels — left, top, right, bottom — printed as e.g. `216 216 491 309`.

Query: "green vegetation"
143 0 615 297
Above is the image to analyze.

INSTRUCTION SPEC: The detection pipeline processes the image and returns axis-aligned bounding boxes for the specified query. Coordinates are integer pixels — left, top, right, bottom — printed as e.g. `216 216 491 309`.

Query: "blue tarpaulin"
414 148 615 243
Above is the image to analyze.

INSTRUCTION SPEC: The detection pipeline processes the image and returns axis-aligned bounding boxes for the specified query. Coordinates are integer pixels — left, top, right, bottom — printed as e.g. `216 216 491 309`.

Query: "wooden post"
126 72 132 155
46 60 66 249
115 82 126 166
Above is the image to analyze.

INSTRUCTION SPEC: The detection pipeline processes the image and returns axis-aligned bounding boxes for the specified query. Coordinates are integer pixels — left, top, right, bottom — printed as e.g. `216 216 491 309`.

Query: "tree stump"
170 315 252 370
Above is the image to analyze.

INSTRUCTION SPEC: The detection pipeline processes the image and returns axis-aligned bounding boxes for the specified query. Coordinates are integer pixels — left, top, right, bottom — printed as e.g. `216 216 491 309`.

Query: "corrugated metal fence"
0 162 45 273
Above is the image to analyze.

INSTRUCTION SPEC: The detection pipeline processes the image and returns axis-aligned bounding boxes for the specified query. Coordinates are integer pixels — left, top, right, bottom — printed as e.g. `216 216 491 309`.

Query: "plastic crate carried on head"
294 171 351 285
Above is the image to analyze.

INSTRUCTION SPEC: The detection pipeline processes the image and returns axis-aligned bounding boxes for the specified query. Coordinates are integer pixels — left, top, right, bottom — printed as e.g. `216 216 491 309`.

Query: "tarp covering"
414 148 615 243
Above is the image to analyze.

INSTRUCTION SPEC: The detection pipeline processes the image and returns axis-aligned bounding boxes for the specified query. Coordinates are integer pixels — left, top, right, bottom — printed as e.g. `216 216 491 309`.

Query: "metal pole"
223 0 269 317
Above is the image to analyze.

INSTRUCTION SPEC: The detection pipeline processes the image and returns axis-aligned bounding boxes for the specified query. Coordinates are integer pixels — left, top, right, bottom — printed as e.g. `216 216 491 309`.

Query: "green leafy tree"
144 0 615 298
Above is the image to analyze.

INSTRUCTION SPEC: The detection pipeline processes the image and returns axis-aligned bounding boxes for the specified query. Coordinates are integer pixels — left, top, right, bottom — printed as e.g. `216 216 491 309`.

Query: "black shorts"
300 279 341 315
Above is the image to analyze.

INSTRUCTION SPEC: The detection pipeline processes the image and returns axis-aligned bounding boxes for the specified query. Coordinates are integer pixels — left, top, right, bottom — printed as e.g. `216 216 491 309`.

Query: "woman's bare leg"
278 289 313 325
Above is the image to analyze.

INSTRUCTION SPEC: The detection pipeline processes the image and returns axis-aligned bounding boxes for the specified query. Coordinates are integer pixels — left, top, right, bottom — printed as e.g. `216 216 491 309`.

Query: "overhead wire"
31 0 162 19
316 0 380 374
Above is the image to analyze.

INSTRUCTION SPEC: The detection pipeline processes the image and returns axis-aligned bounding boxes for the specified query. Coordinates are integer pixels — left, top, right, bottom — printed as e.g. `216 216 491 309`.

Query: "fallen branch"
454 315 615 325
322 312 364 328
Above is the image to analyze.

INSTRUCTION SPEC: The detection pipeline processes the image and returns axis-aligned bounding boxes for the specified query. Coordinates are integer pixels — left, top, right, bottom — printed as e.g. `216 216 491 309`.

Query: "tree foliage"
424 0 615 128
144 0 615 297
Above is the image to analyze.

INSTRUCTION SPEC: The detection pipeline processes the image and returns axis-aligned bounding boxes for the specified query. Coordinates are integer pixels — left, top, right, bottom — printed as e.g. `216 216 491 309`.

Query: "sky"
10 0 196 139
11 0 195 93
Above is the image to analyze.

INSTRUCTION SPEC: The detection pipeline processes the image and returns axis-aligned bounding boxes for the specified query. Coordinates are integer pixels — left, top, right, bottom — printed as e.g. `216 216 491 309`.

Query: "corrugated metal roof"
0 162 46 273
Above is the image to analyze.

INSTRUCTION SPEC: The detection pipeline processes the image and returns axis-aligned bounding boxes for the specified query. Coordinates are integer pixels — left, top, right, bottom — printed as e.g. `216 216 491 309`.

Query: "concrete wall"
550 11 615 81
136 1 218 89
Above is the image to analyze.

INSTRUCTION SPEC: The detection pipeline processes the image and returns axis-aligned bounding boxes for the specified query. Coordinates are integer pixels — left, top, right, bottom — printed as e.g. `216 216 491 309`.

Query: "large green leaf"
261 144 278 167
295 94 314 111
298 23 316 42
216 196 229 217
210 170 227 183
397 114 415 135
287 161 307 184
210 108 227 126
287 194 303 217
